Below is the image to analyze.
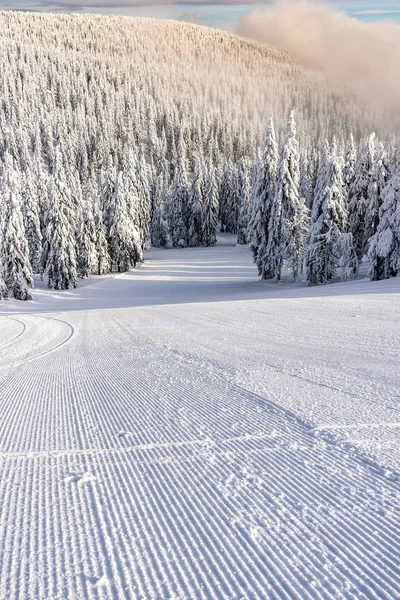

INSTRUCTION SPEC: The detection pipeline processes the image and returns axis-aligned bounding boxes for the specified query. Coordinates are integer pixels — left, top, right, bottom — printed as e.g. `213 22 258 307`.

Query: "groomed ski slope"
0 236 399 600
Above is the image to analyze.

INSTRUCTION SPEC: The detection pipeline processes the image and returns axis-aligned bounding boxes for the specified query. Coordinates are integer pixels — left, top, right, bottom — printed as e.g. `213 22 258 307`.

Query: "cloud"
237 0 400 112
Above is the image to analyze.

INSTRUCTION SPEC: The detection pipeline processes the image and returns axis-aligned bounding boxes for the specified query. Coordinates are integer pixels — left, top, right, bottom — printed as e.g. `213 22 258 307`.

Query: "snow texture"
0 236 399 599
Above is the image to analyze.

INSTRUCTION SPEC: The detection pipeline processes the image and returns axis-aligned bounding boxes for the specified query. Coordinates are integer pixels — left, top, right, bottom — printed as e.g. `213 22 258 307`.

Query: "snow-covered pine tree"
77 196 97 278
0 252 7 300
135 150 152 250
347 132 376 264
102 155 117 233
363 142 391 255
169 154 190 248
33 155 49 239
368 169 400 281
69 169 84 240
225 163 241 234
343 133 357 195
93 197 110 275
1 163 34 301
265 111 308 282
219 159 236 233
247 156 261 245
22 168 43 274
237 161 251 245
306 147 320 211
150 172 169 248
250 118 278 278
336 232 359 282
201 159 219 247
124 151 140 224
188 170 203 247
299 151 310 209
42 149 78 290
108 172 142 272
305 141 349 285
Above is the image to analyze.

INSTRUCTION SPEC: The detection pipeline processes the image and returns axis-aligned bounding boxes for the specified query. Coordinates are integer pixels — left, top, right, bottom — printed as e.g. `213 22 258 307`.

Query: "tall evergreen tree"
249 118 278 278
23 169 43 274
169 154 190 248
305 141 350 285
237 162 251 245
42 149 78 290
347 133 376 263
363 142 390 254
265 112 308 282
150 172 169 248
102 156 117 233
77 196 97 278
2 165 34 300
201 159 219 247
108 172 143 272
134 150 152 250
342 133 357 195
93 197 110 275
188 172 203 247
0 252 7 300
219 159 238 233
368 170 400 281
299 151 310 209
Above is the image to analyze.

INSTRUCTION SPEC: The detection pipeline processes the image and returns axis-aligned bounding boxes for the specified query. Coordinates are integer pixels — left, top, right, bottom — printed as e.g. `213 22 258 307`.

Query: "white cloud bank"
237 1 400 112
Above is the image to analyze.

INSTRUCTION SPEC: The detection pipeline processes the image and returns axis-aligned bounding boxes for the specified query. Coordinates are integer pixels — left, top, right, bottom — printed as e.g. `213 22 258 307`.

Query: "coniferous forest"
0 11 399 300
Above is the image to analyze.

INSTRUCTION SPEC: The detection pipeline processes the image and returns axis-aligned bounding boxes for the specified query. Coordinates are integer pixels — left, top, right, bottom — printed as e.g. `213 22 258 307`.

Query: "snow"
0 235 399 599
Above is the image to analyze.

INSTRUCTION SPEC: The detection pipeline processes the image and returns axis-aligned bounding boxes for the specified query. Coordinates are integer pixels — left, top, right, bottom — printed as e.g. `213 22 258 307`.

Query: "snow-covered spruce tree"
108 172 142 272
299 151 310 210
1 167 34 301
130 150 152 250
0 252 7 300
22 169 43 274
363 142 391 254
169 154 190 248
347 133 376 264
150 172 169 248
249 118 278 278
101 156 117 233
305 141 349 285
368 170 400 281
93 198 110 275
70 169 84 240
265 112 308 282
237 162 251 245
188 171 203 247
33 156 49 239
247 156 261 241
343 133 357 195
225 164 241 234
201 159 219 247
77 197 97 278
219 159 238 233
336 232 359 282
42 150 78 290
306 148 320 211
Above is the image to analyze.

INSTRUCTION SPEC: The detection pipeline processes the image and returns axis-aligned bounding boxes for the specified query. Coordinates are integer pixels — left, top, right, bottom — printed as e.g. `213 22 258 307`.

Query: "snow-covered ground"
0 236 399 599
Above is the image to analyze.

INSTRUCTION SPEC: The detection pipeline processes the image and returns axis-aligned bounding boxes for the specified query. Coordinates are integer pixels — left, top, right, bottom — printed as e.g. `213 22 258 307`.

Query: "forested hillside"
0 12 398 299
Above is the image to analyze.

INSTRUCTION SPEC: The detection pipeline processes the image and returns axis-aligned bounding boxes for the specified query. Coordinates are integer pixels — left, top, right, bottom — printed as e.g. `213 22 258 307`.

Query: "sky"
1 1 400 29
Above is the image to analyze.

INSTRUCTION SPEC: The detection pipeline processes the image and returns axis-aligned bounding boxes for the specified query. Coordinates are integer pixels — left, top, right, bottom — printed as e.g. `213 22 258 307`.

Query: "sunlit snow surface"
0 236 399 599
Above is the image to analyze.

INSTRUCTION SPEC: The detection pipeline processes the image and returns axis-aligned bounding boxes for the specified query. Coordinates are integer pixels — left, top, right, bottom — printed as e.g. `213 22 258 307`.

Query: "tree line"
0 13 398 299
1 109 399 300
247 112 400 284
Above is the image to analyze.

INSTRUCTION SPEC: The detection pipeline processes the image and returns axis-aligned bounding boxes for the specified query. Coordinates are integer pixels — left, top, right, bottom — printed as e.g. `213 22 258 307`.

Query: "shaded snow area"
0 237 399 599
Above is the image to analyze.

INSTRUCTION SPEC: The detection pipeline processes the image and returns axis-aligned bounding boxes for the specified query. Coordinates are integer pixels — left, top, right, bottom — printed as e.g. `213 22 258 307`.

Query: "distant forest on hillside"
0 12 399 300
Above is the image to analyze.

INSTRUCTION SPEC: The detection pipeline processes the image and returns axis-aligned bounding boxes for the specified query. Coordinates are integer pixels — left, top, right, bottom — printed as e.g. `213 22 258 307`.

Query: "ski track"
0 241 399 599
